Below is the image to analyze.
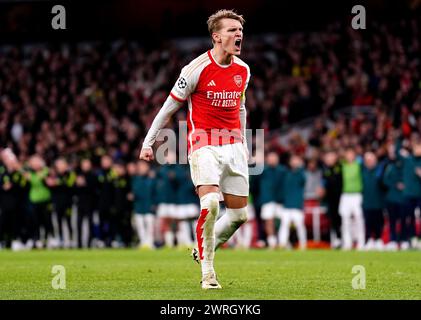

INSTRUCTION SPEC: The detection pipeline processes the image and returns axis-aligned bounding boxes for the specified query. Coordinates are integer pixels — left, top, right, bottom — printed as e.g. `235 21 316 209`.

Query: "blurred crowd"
0 17 421 250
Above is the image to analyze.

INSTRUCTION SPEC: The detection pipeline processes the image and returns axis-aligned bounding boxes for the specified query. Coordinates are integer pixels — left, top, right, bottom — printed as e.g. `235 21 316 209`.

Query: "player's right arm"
139 66 196 161
139 95 183 161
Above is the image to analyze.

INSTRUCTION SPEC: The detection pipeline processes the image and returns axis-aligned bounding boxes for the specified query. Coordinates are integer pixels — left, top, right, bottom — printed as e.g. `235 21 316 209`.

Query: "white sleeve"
170 66 197 102
142 59 202 148
142 95 183 149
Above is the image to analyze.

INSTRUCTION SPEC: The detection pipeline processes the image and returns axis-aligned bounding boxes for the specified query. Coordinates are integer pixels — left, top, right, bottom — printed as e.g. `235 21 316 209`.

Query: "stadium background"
0 0 420 252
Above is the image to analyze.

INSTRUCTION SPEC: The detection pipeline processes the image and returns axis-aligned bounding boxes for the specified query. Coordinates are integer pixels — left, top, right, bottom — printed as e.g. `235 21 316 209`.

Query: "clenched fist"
139 147 154 161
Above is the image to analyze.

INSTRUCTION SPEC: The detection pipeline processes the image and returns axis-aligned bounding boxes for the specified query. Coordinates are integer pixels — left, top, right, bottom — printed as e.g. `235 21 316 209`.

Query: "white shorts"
339 193 363 218
188 143 249 197
261 202 283 220
157 203 177 218
279 208 304 225
176 204 199 220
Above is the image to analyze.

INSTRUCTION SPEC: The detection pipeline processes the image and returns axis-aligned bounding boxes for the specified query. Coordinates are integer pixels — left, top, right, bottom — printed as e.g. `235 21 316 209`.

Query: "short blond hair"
207 9 245 38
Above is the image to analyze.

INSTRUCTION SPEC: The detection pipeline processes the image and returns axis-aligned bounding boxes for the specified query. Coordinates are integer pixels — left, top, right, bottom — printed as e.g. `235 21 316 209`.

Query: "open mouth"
235 39 242 49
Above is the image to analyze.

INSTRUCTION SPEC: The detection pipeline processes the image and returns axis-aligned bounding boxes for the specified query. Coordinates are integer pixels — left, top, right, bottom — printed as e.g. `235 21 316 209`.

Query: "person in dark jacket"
321 150 343 248
96 155 117 247
278 154 307 249
75 158 98 248
396 138 421 249
383 146 406 251
362 152 386 250
155 152 178 247
259 152 285 249
48 158 76 248
131 160 156 249
174 163 198 247
112 161 132 247
0 150 28 250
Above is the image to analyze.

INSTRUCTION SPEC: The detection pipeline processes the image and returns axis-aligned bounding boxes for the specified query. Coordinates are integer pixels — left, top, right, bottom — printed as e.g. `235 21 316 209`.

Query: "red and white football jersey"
170 50 250 154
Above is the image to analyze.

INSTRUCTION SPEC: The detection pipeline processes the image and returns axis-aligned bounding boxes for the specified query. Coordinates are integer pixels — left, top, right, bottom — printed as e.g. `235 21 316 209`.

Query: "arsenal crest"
234 75 242 87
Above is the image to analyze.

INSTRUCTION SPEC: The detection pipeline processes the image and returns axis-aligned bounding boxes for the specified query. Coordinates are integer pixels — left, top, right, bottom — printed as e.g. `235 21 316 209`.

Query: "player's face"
81 159 92 171
364 153 377 168
216 18 243 56
345 150 355 163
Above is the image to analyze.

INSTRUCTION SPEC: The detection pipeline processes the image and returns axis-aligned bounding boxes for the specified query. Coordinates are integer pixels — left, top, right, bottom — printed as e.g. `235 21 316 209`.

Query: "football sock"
196 192 220 277
242 221 253 248
268 235 277 248
145 214 155 247
134 215 146 246
164 231 174 248
215 207 248 249
180 221 193 245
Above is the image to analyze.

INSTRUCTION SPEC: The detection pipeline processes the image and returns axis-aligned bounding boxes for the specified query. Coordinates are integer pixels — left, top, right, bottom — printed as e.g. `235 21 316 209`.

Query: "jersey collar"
208 50 233 68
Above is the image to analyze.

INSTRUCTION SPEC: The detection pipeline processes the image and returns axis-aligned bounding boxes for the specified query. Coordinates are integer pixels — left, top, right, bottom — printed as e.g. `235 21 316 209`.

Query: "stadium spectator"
155 153 178 247
131 160 156 249
397 137 421 249
0 149 27 250
26 155 54 249
174 164 198 247
75 158 98 248
112 161 132 247
48 158 76 248
278 154 307 249
339 148 365 250
321 150 343 248
362 152 386 251
258 152 284 248
383 145 405 251
97 155 117 248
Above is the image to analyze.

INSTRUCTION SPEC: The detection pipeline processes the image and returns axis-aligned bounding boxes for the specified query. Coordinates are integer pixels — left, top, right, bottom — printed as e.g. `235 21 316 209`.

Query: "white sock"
145 214 155 247
268 235 277 248
196 192 220 277
134 215 145 246
215 207 248 249
181 221 193 246
242 222 253 248
164 231 174 247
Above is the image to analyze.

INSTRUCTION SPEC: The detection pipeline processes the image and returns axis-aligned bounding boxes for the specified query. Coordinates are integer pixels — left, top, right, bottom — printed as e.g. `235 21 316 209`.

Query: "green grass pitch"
0 249 420 300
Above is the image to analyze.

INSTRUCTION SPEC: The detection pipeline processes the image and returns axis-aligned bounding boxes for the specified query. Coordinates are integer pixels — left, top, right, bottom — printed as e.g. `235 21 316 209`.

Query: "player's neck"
211 48 232 66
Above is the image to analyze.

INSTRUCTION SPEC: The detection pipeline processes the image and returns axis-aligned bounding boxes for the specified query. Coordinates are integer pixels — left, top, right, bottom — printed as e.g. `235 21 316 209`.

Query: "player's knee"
200 192 220 217
228 207 248 224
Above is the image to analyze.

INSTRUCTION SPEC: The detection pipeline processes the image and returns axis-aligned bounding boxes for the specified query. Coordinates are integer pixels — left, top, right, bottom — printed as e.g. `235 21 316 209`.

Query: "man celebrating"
139 9 250 289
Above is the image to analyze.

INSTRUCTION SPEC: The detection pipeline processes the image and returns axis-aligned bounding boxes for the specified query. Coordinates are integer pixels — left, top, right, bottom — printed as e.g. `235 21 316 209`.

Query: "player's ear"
212 32 221 44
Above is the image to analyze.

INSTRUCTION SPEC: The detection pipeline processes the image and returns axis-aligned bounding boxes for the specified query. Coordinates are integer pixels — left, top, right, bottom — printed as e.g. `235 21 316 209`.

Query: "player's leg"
144 213 155 248
189 146 224 288
261 203 277 248
339 194 352 250
196 185 221 288
214 143 249 250
292 209 307 250
214 193 248 249
180 221 194 246
157 204 174 248
278 208 291 248
175 205 193 247
353 194 365 250
239 203 255 248
134 214 146 247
